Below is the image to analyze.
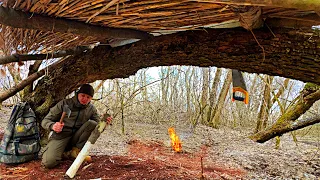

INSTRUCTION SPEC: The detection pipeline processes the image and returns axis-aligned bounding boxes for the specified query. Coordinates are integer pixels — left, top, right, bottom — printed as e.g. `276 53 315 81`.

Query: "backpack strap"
8 104 21 125
10 102 34 156
1 103 23 151
13 137 20 155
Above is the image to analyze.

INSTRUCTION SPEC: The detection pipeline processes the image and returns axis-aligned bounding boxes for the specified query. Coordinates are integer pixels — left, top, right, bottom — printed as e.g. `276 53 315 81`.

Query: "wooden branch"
250 117 320 143
250 84 320 143
26 27 320 119
23 60 43 98
210 0 320 11
85 28 320 85
0 70 44 103
0 46 91 65
0 7 152 40
0 60 63 103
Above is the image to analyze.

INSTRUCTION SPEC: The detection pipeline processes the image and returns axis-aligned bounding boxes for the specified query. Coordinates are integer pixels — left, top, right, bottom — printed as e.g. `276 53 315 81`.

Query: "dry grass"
0 0 318 54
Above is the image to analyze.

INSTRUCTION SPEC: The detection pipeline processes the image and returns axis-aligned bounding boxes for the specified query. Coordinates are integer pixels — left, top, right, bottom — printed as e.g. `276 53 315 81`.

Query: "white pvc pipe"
65 141 93 178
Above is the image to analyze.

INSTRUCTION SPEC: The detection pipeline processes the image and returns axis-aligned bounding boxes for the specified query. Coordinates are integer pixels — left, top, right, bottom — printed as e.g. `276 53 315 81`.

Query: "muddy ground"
0 107 319 179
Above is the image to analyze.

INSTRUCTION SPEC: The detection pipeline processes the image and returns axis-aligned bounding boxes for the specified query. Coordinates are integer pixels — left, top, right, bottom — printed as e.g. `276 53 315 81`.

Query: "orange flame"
168 127 182 152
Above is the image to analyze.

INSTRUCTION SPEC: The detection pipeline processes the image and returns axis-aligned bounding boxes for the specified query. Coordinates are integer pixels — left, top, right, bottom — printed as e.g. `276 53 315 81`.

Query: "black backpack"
0 102 41 164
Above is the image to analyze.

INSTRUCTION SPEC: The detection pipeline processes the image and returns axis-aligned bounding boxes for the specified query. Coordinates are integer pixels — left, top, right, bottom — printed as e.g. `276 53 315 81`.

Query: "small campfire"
168 127 182 152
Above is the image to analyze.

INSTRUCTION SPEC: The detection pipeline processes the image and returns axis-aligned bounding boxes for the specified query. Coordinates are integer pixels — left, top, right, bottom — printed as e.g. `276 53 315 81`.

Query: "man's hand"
52 122 64 133
106 116 112 125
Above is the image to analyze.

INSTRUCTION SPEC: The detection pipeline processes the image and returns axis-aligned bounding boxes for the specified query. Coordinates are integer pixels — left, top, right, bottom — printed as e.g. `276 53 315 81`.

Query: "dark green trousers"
42 120 97 168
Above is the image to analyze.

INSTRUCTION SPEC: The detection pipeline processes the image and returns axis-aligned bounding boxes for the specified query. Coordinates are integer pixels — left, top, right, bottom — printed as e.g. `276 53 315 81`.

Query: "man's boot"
70 147 92 162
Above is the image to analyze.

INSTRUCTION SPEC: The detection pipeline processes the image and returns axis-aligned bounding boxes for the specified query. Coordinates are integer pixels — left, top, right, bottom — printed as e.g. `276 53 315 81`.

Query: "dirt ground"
0 107 319 179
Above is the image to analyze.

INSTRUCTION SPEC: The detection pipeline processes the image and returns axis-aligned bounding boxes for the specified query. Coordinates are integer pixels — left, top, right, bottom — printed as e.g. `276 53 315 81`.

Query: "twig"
265 22 276 38
82 163 92 170
200 157 205 179
250 29 266 63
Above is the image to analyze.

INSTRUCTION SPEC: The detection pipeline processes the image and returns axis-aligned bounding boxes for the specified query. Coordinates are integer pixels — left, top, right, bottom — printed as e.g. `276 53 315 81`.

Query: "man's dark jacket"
41 96 99 139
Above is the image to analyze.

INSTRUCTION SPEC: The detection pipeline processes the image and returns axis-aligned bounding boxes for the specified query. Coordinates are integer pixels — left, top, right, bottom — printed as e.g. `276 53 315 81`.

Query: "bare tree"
250 83 320 142
200 68 209 124
255 75 274 133
207 68 222 124
184 67 193 115
160 67 170 106
210 69 232 128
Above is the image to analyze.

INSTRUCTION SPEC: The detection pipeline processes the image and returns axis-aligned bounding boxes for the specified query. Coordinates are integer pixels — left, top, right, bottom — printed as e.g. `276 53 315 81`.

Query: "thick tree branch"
25 27 320 119
0 46 91 65
250 117 320 143
87 28 320 84
23 60 43 99
0 7 152 40
250 85 320 143
0 60 63 103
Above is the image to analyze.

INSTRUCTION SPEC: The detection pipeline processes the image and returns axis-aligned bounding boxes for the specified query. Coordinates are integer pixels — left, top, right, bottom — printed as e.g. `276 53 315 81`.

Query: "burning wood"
168 127 182 152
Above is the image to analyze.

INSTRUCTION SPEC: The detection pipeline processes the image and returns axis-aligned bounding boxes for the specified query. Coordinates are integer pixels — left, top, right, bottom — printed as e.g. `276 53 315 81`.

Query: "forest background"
1 63 319 143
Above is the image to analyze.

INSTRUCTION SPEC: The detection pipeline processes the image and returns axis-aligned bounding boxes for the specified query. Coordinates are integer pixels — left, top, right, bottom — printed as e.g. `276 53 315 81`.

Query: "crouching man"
41 84 112 168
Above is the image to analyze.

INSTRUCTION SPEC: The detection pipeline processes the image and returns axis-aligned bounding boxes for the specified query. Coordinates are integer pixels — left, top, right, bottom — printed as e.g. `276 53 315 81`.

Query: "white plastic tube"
65 141 93 178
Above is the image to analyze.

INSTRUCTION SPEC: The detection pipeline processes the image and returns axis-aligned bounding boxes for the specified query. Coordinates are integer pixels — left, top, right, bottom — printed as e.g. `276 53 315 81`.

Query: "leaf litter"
0 107 319 179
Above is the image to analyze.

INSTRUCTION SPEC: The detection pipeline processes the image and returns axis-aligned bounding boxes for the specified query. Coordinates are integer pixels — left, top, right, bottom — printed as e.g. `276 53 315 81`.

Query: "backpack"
0 102 41 164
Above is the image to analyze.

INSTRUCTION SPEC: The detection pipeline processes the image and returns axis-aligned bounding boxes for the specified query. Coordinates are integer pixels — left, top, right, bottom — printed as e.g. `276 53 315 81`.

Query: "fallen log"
250 83 320 142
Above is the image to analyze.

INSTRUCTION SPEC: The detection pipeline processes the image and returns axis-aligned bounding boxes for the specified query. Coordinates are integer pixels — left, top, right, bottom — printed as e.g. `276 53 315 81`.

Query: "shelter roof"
1 0 319 51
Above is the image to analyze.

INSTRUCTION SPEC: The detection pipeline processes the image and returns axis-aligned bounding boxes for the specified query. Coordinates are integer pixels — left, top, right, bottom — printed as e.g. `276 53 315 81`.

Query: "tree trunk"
200 68 209 124
262 76 274 129
250 83 320 142
185 67 192 114
141 69 148 103
207 68 222 123
170 67 180 110
23 60 43 98
19 27 320 121
210 70 232 128
248 74 258 111
270 78 290 149
255 75 273 132
6 64 23 98
160 67 170 106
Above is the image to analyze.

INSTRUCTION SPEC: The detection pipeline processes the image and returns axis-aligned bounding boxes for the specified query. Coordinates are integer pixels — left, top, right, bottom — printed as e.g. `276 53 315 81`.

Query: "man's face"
78 93 93 105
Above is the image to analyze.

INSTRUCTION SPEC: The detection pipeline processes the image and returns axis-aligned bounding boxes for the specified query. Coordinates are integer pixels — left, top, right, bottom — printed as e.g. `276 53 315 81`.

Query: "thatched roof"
0 0 319 53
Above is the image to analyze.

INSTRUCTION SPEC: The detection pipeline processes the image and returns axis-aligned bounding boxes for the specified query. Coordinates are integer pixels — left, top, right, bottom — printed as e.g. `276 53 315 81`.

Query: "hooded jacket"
41 95 100 139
